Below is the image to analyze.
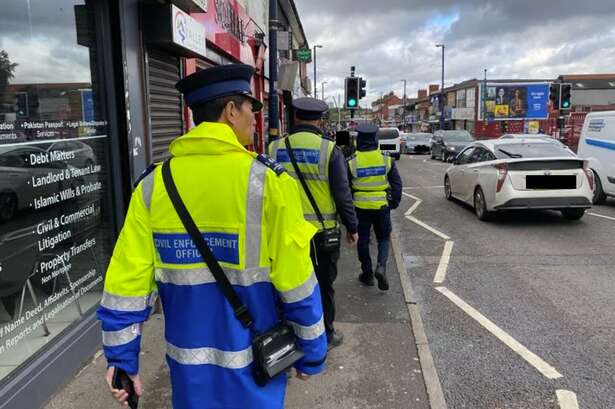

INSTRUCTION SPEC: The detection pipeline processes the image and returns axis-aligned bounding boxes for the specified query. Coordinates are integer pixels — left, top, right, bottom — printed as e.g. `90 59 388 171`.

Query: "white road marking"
403 192 422 216
403 186 444 190
435 287 563 380
433 241 454 284
587 212 615 221
406 216 451 240
556 390 579 409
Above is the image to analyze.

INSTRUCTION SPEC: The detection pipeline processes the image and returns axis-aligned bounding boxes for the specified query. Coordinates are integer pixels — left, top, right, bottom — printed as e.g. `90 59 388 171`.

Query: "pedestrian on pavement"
268 97 359 349
348 122 402 291
97 64 327 409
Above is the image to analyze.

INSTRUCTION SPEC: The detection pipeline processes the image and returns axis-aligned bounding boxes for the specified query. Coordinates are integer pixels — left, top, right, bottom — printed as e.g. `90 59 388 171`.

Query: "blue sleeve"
387 161 403 210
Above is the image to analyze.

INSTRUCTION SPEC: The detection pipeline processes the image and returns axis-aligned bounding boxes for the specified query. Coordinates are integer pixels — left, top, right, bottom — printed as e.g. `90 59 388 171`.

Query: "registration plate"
526 175 576 190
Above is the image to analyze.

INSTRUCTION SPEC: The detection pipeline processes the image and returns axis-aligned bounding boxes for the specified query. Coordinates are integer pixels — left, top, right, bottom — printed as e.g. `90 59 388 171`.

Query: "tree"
0 50 18 92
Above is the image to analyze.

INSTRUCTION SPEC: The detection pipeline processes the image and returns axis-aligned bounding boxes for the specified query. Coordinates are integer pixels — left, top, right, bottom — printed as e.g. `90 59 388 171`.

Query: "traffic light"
560 83 572 110
359 77 366 99
15 92 28 118
549 83 560 110
345 77 359 109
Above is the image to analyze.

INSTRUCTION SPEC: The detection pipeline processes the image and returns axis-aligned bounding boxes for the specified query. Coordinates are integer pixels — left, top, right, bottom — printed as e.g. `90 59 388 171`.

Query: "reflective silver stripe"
245 160 266 269
141 171 155 211
287 171 328 181
166 342 253 368
319 139 329 177
304 213 337 222
289 317 325 341
353 180 388 188
101 292 151 312
350 157 357 177
354 195 387 202
156 266 271 286
102 323 142 347
280 273 318 304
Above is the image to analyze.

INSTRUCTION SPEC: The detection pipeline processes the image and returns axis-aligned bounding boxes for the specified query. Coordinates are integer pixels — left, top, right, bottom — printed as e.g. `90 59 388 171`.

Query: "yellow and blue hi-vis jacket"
97 122 327 409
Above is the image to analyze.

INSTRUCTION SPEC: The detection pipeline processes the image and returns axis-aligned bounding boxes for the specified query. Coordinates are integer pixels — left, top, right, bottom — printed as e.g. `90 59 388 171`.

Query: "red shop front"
185 0 268 152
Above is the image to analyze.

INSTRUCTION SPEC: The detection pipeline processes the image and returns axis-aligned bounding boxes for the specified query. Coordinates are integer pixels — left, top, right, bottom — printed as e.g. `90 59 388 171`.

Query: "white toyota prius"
444 139 594 221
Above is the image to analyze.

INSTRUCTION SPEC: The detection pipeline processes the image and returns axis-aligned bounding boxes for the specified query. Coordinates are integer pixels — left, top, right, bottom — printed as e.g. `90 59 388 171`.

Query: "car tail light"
583 161 594 190
494 163 508 193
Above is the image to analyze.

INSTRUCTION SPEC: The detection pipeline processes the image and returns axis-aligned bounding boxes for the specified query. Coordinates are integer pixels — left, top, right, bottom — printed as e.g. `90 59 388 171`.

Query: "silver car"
444 139 594 221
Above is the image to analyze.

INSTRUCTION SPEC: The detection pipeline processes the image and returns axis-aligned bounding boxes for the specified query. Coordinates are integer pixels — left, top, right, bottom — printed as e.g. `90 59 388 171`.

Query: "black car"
430 130 475 162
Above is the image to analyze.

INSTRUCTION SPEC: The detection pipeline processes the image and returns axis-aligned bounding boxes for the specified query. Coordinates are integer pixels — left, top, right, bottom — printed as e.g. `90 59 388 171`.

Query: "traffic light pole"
268 0 279 142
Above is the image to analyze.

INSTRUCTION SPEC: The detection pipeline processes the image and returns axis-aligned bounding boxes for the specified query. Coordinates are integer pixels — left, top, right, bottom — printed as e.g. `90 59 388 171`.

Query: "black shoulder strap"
161 159 253 329
133 163 157 189
256 153 286 176
284 137 326 230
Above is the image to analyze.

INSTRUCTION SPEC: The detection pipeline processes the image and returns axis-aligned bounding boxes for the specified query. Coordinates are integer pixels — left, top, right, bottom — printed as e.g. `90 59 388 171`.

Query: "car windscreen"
494 143 576 159
377 129 399 140
442 131 474 142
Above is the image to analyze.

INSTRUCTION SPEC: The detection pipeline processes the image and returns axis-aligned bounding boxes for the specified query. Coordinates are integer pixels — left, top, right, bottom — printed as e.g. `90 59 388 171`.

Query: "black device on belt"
284 137 341 252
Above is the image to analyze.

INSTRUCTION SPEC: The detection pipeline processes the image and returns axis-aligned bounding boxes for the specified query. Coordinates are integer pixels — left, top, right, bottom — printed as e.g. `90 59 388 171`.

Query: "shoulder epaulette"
133 163 158 189
256 154 286 176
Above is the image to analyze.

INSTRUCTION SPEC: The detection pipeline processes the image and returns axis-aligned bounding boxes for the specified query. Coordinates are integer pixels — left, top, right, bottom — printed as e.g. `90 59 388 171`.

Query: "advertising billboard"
482 83 549 120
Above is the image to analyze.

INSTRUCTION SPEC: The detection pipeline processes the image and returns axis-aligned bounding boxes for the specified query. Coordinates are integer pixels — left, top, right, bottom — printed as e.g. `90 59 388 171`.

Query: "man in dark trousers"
348 122 402 290
269 98 358 348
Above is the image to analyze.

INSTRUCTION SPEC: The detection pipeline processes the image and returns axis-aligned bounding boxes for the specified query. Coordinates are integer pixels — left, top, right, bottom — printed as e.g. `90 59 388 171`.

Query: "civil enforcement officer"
98 65 327 409
268 98 358 348
348 122 402 290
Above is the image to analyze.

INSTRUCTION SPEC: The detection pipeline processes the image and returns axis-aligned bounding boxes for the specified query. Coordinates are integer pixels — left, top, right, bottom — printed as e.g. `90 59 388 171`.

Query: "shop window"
0 0 113 382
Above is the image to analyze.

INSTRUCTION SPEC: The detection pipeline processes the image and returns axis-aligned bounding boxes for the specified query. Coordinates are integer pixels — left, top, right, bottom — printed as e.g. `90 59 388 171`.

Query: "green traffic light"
348 98 357 107
562 101 571 108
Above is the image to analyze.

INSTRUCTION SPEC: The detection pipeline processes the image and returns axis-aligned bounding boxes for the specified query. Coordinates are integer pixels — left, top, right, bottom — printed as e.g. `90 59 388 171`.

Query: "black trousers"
356 207 392 274
310 232 340 337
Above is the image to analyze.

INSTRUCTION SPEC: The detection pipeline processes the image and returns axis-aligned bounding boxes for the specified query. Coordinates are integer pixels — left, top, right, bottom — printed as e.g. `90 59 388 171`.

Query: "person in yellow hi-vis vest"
348 122 402 291
268 98 358 349
97 64 327 409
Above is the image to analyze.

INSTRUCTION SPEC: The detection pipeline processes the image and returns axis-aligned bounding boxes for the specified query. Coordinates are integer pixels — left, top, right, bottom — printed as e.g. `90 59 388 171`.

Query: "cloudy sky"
294 0 615 106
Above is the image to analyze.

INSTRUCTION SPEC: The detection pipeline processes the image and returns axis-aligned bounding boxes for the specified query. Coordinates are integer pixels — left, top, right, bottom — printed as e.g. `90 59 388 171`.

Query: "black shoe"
327 330 344 350
358 272 375 286
374 265 389 291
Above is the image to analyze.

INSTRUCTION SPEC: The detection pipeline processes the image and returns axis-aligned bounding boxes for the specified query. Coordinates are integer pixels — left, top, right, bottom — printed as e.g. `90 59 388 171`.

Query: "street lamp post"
313 44 323 98
401 79 407 128
436 43 445 130
483 68 487 131
322 81 327 101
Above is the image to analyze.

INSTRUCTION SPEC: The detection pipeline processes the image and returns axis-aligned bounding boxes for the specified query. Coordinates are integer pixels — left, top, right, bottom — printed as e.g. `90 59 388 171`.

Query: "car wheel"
0 192 17 223
444 176 453 200
561 208 585 220
592 171 607 205
473 187 492 221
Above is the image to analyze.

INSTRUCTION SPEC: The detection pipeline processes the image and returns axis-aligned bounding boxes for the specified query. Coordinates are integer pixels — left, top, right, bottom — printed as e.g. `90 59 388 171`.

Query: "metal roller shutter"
146 48 183 162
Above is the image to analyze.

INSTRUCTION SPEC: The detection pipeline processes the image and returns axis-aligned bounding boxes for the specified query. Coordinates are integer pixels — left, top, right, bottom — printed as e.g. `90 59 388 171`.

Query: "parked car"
444 139 593 221
377 127 401 160
576 111 615 204
0 146 71 222
431 130 475 162
403 132 432 154
39 139 97 169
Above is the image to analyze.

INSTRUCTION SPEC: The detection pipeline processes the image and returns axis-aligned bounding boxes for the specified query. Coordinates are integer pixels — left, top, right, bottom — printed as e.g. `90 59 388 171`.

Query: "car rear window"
407 134 431 141
442 131 474 142
494 143 576 159
377 129 399 140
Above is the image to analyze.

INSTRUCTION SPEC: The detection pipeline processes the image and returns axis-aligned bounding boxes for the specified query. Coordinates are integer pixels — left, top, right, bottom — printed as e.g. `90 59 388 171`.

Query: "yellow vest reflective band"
349 149 391 209
269 132 337 230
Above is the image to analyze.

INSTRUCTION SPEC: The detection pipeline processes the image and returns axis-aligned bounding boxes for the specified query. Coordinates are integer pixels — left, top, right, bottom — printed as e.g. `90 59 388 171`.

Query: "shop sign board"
293 48 312 62
172 4 207 58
